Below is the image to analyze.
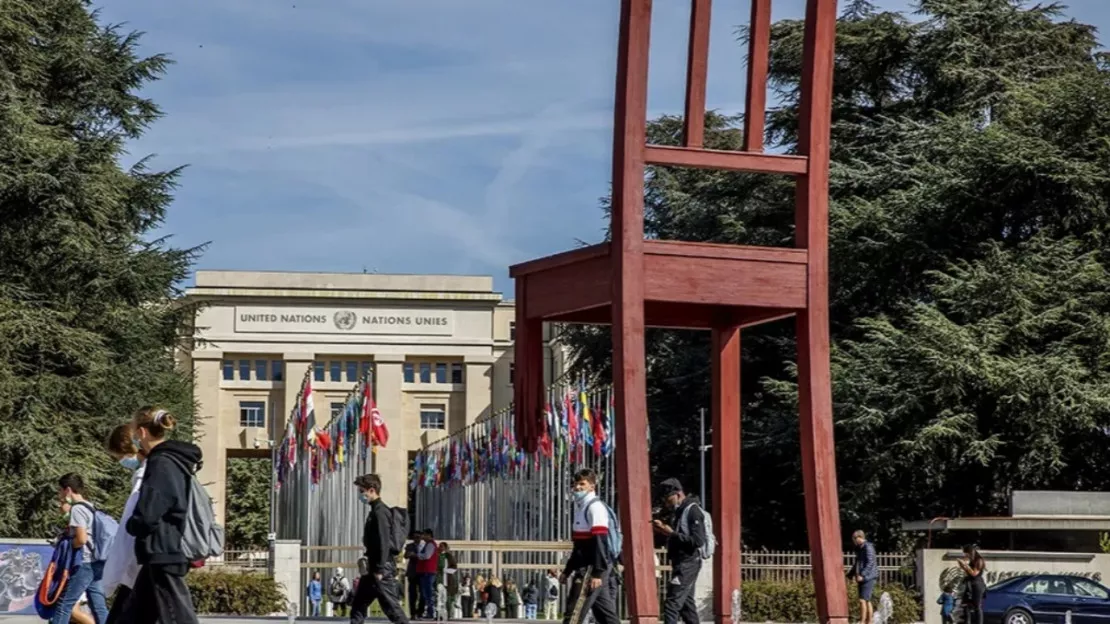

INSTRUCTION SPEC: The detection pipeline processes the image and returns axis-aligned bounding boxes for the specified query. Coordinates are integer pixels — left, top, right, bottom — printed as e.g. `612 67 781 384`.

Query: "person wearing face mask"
349 473 408 624
118 407 200 624
100 424 147 624
652 479 706 624
559 469 619 624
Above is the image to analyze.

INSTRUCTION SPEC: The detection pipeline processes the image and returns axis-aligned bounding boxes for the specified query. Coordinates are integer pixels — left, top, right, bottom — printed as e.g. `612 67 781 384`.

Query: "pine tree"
562 0 1110 547
0 0 198 536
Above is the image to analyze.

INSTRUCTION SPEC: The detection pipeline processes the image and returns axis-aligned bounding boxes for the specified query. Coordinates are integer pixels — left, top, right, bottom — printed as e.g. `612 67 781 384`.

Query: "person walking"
560 469 619 624
348 474 409 624
50 474 110 624
437 542 459 619
404 535 422 619
101 425 147 624
542 570 560 620
120 408 200 624
652 479 707 624
957 545 987 624
848 530 879 624
330 568 352 617
415 530 439 619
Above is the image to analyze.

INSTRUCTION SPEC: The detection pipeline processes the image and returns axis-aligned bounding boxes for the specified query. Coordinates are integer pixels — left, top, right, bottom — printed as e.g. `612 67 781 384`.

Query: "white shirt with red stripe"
572 492 609 540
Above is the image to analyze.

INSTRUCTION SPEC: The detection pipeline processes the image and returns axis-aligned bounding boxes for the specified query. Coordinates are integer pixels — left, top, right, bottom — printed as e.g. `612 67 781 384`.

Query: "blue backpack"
588 499 623 563
71 502 118 563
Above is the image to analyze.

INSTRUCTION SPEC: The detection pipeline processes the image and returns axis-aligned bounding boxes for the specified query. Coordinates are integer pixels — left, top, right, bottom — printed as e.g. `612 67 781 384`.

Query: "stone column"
464 355 494 426
270 539 302 612
373 354 407 507
192 351 225 525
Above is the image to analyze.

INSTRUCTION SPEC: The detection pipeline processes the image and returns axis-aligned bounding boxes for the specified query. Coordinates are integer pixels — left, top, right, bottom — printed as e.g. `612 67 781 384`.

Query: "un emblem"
333 310 357 331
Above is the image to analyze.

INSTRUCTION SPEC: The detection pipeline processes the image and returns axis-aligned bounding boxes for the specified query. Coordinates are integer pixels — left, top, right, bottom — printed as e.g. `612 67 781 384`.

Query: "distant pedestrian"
459 576 474 620
957 545 987 624
543 570 560 620
330 568 352 617
522 580 539 620
307 572 323 616
416 529 439 619
848 530 878 624
404 534 422 619
937 584 956 624
504 579 521 619
484 578 504 618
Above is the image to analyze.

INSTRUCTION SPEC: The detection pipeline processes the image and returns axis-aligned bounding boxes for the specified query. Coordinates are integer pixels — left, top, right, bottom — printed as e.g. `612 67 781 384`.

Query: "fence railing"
206 549 270 570
294 542 914 617
741 550 914 587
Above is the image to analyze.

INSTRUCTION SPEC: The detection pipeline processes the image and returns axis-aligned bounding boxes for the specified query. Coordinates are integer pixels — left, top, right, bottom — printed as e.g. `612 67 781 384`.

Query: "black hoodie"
126 440 203 566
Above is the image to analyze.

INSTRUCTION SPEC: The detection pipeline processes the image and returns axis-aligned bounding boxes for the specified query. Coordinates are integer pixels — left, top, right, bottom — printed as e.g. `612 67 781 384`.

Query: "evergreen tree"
562 0 1110 548
226 458 271 549
0 0 198 536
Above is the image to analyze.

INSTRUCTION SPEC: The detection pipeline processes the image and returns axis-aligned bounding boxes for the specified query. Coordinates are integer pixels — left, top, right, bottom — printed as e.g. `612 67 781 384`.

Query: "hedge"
186 569 286 615
741 580 922 623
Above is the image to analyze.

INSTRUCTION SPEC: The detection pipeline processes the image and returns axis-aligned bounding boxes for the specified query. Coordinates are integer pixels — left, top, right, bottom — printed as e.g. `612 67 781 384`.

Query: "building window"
255 359 268 381
313 361 325 382
346 361 359 382
403 362 415 384
271 360 284 382
222 360 234 381
419 362 431 384
238 360 251 381
329 361 342 382
239 401 265 428
419 404 446 430
435 362 447 384
510 321 516 341
509 363 515 385
451 363 464 384
330 402 344 419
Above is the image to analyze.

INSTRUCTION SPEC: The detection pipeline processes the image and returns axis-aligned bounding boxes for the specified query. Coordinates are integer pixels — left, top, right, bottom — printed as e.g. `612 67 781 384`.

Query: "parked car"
955 574 1110 624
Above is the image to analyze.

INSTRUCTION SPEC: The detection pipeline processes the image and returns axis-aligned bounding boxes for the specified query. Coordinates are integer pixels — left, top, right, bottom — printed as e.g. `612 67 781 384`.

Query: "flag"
300 376 316 449
367 382 390 451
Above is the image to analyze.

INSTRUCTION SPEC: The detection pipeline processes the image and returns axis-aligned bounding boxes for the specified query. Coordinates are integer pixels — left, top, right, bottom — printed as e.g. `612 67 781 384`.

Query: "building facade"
183 270 567 526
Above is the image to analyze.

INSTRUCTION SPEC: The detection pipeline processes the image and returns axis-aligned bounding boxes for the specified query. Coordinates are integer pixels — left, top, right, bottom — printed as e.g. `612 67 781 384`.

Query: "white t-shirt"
571 493 609 540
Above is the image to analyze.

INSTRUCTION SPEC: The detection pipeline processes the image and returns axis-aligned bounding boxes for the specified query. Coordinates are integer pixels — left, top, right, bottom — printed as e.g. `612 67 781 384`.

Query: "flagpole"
699 407 710 503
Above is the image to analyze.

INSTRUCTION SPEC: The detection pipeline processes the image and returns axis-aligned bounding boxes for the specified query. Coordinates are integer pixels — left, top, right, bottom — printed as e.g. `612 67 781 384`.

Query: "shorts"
858 579 876 601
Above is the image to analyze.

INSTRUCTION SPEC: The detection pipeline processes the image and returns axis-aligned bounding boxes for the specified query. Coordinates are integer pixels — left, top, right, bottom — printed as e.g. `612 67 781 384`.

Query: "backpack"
70 502 118 564
587 500 623 563
679 502 716 560
168 457 225 561
329 576 348 601
388 506 408 555
547 582 559 600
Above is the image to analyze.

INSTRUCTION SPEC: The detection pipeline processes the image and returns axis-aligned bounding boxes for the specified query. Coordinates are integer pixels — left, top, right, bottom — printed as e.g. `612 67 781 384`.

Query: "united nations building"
181 270 567 525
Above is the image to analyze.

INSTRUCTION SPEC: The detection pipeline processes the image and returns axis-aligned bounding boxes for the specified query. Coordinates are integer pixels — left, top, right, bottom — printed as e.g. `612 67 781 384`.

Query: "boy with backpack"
560 469 620 624
51 473 113 624
653 478 713 624
349 474 409 624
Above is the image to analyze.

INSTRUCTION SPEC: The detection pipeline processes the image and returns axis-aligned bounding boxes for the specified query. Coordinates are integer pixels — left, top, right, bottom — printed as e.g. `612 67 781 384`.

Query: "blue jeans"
309 599 321 616
420 573 436 617
525 604 538 619
50 562 108 624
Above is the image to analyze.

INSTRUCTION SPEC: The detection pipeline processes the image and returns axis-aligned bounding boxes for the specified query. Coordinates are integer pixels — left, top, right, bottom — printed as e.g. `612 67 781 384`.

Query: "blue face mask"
119 456 141 471
132 437 143 451
572 490 588 501
359 493 370 505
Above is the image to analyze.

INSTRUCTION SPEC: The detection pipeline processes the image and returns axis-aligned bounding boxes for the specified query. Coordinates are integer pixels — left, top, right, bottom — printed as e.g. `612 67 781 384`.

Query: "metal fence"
412 383 617 542
741 550 915 587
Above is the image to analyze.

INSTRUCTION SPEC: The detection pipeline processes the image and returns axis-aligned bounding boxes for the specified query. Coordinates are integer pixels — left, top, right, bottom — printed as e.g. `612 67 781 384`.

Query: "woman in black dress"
957 544 987 624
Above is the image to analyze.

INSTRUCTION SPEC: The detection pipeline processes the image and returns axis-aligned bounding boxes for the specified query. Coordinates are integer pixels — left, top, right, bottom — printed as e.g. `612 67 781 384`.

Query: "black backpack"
388 507 408 555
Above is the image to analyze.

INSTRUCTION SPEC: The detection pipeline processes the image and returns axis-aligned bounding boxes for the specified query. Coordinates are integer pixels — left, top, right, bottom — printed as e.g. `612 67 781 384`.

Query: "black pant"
406 576 421 619
118 564 197 624
461 596 474 618
350 568 408 624
106 585 132 624
561 570 619 624
966 580 986 624
662 560 701 624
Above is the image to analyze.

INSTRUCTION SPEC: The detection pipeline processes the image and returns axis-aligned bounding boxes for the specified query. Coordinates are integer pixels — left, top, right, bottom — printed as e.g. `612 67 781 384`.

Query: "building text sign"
234 306 454 336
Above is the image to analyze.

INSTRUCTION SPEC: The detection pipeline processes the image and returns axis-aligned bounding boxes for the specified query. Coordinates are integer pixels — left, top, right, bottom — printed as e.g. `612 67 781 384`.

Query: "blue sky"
95 0 1108 294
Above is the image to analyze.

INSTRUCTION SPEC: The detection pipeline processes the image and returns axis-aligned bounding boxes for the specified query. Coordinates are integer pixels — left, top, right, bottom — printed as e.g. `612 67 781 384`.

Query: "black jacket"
667 497 707 567
362 498 393 575
126 440 202 565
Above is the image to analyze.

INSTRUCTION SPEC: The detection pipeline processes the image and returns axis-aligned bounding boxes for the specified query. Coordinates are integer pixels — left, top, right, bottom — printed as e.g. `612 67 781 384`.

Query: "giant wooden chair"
511 0 847 622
